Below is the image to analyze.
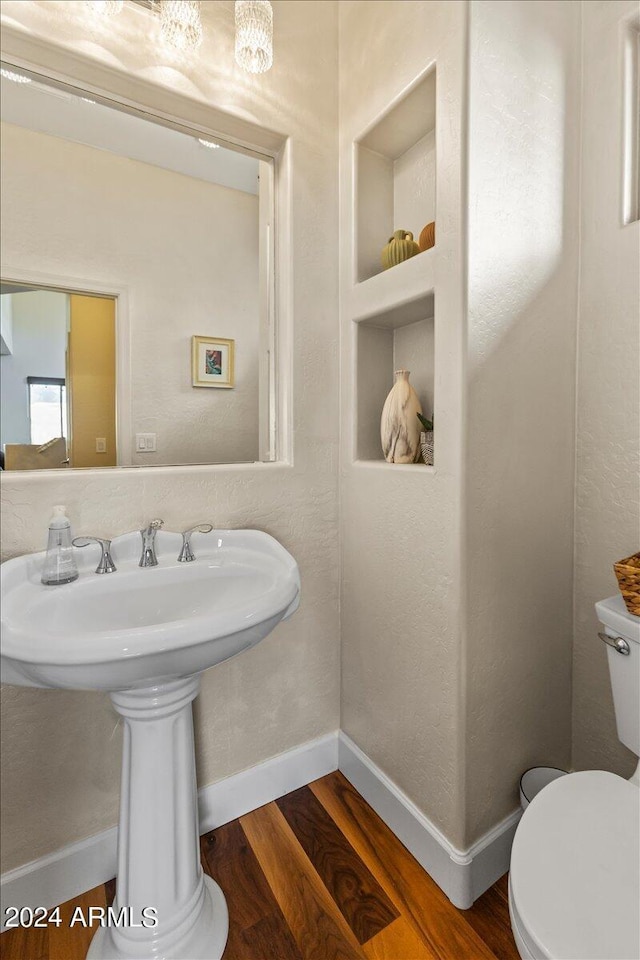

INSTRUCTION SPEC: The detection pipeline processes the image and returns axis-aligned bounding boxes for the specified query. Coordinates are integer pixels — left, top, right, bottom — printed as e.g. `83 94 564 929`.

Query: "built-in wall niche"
356 296 434 464
356 68 436 283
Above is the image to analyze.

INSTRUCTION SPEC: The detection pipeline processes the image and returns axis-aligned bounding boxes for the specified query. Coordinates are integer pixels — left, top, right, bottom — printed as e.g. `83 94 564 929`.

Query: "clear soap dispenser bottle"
41 505 79 585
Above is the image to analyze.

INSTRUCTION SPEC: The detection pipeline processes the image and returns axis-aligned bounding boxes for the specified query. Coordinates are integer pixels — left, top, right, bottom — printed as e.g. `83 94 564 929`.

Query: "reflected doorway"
0 285 116 470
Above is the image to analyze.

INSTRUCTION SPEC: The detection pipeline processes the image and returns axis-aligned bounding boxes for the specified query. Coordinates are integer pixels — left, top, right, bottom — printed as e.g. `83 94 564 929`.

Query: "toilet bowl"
509 770 639 959
508 595 640 960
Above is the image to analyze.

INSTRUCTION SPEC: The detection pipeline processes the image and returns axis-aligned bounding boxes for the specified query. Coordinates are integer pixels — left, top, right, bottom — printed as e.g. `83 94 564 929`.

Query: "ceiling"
0 72 260 196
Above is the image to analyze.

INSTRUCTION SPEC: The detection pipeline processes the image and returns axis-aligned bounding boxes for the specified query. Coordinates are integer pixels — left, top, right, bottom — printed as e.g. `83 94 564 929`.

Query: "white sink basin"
0 527 300 960
1 528 300 691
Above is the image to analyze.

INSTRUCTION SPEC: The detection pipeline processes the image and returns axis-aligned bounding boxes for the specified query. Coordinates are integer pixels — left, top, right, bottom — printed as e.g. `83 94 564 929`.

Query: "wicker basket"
420 431 434 466
613 553 640 616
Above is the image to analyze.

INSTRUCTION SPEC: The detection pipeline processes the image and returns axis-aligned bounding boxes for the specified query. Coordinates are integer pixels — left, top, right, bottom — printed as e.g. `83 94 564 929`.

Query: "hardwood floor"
1 771 518 960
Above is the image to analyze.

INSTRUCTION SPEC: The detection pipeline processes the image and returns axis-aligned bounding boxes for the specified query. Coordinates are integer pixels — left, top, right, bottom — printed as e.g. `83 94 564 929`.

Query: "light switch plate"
135 433 157 452
95 438 107 454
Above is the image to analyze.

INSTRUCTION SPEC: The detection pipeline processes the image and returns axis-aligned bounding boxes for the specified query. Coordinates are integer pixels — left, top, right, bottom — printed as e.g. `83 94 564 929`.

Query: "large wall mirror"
0 65 276 470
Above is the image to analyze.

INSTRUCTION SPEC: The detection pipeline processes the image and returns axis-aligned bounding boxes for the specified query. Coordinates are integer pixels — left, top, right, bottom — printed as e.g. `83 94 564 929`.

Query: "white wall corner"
338 731 521 909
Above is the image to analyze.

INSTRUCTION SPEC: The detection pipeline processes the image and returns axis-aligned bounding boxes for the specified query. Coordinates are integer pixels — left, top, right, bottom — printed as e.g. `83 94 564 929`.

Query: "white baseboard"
338 732 521 909
0 731 339 932
197 731 339 834
0 827 119 934
1 728 520 928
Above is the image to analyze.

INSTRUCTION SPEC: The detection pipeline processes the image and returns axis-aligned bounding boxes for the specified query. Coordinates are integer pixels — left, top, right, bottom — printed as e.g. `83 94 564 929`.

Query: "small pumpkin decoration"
381 230 420 270
418 221 435 251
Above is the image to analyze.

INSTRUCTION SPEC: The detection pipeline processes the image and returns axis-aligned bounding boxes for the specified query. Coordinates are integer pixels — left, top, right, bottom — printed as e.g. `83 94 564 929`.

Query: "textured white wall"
393 131 436 248
572 0 640 777
393 318 435 420
0 0 339 874
339 0 468 847
1 121 260 466
465 0 581 844
0 291 68 447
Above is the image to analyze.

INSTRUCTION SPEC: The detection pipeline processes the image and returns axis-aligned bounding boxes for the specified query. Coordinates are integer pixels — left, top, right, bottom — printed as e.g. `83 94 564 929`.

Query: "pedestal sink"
1 529 300 960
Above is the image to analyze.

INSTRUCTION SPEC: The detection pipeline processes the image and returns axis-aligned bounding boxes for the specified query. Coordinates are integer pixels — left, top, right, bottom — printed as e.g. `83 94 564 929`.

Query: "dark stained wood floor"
1 771 518 960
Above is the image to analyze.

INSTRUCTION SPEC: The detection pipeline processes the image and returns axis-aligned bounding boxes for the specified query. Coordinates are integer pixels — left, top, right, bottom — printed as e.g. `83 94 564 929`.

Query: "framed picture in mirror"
192 336 235 388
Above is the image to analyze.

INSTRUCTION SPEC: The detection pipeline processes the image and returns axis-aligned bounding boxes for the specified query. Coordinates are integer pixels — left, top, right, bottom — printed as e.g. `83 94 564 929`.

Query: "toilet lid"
510 770 640 960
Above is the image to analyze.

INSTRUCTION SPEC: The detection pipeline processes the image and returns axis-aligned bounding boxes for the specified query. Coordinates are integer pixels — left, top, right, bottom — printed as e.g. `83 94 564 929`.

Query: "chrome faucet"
139 519 164 567
178 523 214 562
72 536 117 574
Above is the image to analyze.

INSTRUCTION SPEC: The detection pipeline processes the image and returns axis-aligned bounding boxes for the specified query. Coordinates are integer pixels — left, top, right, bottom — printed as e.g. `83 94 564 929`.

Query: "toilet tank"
595 596 640 757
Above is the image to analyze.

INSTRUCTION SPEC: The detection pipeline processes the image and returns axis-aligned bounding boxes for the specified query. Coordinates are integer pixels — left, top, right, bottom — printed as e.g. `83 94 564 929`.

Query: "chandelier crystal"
160 0 203 53
235 1 273 74
84 0 124 16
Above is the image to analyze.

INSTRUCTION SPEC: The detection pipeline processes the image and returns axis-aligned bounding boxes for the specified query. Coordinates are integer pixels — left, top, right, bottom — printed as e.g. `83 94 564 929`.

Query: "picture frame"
191 336 235 389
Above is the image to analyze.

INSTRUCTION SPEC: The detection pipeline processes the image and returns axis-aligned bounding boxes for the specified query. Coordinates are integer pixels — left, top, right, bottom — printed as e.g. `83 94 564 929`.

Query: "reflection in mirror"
0 284 116 469
0 67 275 471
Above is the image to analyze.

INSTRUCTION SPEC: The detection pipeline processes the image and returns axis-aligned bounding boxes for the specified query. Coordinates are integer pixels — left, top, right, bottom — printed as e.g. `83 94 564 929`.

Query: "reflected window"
27 377 67 445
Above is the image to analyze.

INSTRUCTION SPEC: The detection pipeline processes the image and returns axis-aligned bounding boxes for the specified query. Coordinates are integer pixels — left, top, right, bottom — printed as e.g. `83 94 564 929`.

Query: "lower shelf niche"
356 307 434 464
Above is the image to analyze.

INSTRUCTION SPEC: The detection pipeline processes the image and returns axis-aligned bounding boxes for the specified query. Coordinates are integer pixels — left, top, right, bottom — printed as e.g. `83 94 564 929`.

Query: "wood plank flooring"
1 771 518 960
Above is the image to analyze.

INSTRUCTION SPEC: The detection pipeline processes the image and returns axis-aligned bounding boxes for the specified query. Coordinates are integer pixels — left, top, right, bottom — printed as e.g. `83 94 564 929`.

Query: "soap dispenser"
41 506 79 585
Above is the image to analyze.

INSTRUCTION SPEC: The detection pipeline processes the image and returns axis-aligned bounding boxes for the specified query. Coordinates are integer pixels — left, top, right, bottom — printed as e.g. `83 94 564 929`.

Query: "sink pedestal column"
88 677 228 960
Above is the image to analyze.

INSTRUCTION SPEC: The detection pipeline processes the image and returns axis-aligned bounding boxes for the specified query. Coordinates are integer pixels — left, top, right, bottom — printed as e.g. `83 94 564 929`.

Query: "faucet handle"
141 518 164 535
139 519 164 568
72 537 117 574
178 523 214 563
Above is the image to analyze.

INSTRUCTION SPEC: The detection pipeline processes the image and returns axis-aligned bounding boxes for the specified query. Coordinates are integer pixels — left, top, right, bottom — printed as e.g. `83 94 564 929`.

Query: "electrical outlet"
95 438 107 454
135 433 157 452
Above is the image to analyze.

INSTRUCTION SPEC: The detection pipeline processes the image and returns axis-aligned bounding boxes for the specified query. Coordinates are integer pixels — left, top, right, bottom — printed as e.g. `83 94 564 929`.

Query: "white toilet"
508 595 640 960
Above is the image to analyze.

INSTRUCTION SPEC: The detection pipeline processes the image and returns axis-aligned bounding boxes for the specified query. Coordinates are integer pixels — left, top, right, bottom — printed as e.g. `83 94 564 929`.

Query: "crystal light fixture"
160 0 203 53
0 68 32 84
235 0 273 74
84 0 124 16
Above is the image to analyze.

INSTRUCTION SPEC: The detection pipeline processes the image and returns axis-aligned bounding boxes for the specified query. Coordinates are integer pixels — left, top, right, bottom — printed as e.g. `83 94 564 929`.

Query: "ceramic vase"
381 230 420 270
380 370 422 463
418 221 435 252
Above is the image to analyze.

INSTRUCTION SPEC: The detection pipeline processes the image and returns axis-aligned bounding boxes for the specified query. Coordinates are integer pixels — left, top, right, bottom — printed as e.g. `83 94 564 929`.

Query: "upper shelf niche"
356 68 436 284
